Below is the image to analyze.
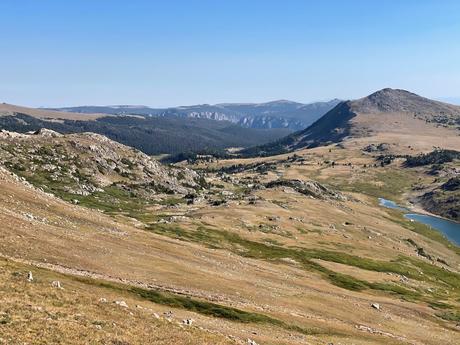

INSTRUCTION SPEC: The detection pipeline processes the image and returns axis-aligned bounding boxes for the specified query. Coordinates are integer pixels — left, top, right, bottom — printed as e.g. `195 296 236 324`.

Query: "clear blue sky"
1 0 459 107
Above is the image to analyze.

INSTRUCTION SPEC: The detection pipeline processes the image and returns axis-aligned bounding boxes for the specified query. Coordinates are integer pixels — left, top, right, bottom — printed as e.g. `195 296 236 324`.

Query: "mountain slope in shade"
241 88 460 157
49 99 341 130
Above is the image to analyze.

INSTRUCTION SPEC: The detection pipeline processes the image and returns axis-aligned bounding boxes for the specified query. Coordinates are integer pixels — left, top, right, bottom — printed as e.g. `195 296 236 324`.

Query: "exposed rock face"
265 179 345 200
238 115 305 130
51 99 341 130
0 129 28 139
240 101 356 156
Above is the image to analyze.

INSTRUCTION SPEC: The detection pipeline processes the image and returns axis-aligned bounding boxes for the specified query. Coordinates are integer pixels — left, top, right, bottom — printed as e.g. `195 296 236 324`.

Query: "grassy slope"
1 137 460 344
0 258 234 345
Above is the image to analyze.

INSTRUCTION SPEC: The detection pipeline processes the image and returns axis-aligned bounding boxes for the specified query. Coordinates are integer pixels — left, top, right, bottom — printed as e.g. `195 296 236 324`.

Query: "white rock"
51 281 63 289
114 300 128 308
27 271 34 282
34 128 62 137
371 303 380 310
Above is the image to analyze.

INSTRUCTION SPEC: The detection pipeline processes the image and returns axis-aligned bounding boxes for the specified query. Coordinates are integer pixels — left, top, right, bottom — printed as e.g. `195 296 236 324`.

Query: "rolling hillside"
1 127 460 344
241 88 460 157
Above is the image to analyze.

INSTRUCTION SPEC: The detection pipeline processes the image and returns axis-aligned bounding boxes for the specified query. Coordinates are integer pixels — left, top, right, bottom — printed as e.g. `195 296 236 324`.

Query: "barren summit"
351 88 460 117
242 88 460 157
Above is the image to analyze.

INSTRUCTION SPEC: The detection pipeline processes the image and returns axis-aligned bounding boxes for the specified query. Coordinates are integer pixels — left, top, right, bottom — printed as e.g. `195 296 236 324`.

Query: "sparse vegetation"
331 170 414 201
404 149 460 167
436 311 460 322
384 210 460 256
72 272 322 335
147 224 460 301
1 90 460 344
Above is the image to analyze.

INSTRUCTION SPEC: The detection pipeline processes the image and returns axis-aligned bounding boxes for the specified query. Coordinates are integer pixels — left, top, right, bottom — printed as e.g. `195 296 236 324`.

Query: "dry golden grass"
1 131 460 344
0 258 234 345
0 103 105 121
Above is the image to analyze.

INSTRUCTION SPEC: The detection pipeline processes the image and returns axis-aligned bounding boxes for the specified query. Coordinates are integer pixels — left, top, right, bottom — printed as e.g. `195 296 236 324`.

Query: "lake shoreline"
379 198 460 245
401 193 459 224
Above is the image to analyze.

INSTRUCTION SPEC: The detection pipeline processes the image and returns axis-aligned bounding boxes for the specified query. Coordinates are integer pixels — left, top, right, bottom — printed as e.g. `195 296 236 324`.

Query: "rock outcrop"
265 179 346 200
0 130 202 199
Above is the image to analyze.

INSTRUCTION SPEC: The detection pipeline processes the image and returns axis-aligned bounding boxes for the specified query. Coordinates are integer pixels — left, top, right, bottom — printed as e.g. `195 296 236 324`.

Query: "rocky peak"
0 130 202 199
351 88 460 118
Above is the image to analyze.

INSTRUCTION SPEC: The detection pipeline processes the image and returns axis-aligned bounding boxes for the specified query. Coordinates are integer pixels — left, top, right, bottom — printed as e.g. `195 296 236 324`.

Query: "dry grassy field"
0 130 459 344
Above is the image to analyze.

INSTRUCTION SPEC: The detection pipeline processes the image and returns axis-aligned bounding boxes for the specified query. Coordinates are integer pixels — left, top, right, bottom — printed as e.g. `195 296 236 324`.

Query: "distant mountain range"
241 88 460 156
48 99 341 130
0 103 291 156
5 89 459 158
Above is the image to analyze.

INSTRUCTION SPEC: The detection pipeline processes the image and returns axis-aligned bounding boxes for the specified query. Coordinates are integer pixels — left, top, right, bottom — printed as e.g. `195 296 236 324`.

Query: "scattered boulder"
182 319 193 326
51 281 63 289
98 298 107 303
114 300 128 308
27 271 33 282
163 311 174 319
371 303 380 310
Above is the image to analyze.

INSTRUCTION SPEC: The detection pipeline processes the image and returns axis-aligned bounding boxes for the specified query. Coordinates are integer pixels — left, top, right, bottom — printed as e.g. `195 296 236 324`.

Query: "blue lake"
379 198 460 245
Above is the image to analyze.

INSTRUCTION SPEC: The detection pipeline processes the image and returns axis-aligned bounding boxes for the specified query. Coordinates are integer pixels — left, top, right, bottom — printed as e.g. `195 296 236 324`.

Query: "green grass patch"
131 287 280 324
404 257 460 290
147 224 460 301
70 275 321 335
428 301 452 310
436 311 460 322
330 170 414 202
385 210 460 256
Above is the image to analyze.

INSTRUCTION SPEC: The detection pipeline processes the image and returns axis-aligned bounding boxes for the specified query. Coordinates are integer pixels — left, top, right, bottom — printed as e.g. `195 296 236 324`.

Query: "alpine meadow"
1 1 459 345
